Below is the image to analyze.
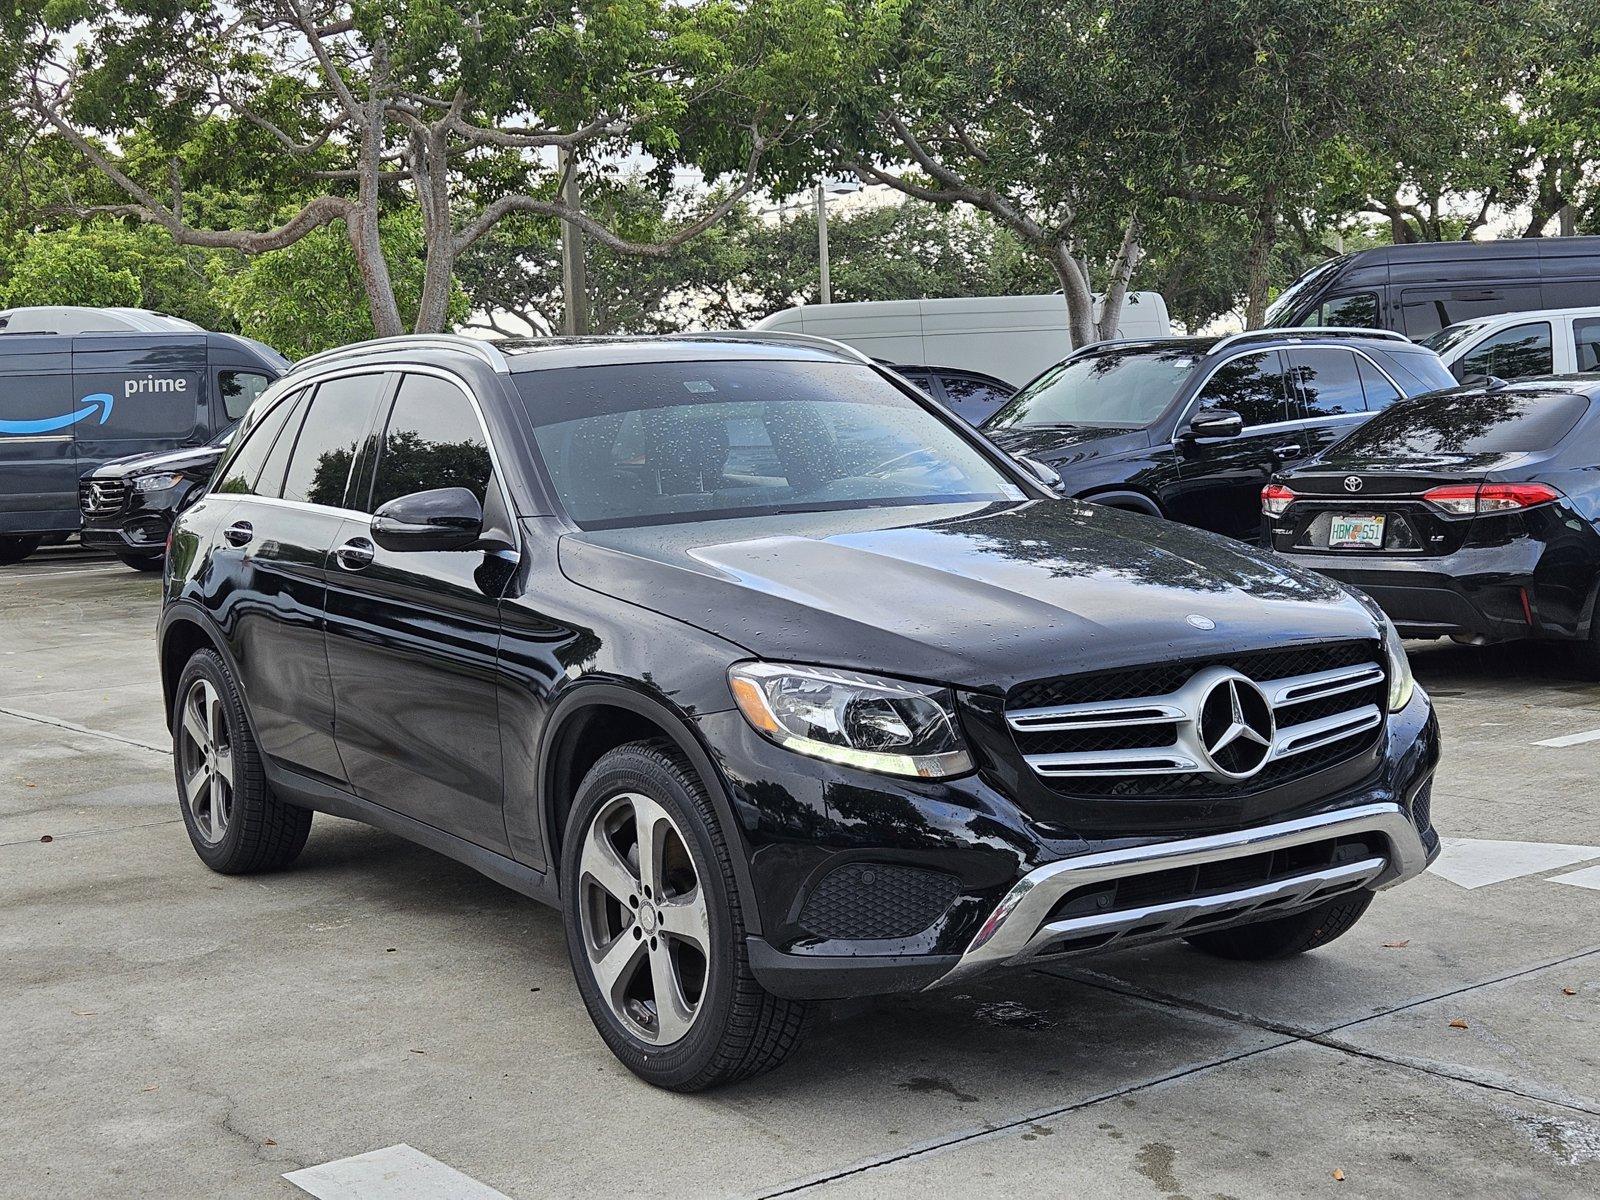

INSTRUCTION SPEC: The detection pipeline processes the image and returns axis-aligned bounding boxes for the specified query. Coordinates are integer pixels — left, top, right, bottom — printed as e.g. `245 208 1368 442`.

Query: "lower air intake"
797 863 959 940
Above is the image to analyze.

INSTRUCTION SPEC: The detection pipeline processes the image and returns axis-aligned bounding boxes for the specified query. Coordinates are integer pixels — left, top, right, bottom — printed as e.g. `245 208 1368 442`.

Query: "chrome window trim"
1180 345 1404 434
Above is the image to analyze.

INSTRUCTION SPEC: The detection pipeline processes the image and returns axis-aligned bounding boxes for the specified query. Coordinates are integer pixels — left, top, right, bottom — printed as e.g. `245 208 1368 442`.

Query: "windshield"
982 347 1200 431
1421 321 1493 356
1264 257 1346 326
517 360 1025 529
1333 389 1590 458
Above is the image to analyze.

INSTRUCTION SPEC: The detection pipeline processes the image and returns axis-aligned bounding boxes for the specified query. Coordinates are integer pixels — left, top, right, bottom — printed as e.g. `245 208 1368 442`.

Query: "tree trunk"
1048 245 1098 348
1243 198 1279 329
1095 214 1142 340
412 128 458 335
352 100 405 338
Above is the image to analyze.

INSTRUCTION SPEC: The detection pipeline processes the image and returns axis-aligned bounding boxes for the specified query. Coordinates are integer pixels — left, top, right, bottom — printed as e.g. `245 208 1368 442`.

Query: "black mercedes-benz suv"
983 329 1456 541
80 425 234 570
159 333 1440 1090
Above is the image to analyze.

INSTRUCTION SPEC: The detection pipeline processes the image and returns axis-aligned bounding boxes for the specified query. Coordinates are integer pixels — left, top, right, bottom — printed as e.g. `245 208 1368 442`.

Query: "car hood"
985 424 1149 469
556 500 1375 693
89 443 225 478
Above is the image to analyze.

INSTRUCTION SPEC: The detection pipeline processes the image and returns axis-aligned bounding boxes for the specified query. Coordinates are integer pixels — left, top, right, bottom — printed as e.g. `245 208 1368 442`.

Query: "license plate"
1328 514 1385 549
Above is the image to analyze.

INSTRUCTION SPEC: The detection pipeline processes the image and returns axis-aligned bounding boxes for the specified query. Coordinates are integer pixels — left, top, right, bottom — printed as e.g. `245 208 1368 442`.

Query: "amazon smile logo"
0 393 115 435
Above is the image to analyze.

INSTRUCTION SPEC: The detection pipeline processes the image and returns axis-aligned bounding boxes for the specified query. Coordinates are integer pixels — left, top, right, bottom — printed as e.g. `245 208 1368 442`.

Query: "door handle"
223 520 253 547
1271 444 1305 460
335 537 375 571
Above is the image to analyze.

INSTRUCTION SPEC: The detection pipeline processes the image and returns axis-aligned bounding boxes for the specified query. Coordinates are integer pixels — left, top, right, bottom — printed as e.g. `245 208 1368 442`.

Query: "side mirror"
1018 455 1066 493
371 487 483 552
1186 408 1244 440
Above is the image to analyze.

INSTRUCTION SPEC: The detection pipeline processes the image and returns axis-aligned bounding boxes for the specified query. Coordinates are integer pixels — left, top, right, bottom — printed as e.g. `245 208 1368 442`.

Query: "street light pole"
815 181 831 305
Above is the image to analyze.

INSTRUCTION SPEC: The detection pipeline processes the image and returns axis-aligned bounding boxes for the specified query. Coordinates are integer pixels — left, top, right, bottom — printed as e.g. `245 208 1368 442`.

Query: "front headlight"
1382 616 1416 712
133 472 185 493
728 661 974 779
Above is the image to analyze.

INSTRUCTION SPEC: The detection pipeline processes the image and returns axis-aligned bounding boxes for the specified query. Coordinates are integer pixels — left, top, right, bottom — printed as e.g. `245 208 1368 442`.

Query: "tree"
0 232 141 308
10 1 870 337
0 223 232 324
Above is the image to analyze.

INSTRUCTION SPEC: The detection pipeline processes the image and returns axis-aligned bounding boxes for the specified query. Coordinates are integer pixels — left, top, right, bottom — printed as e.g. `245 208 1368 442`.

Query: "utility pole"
558 148 590 335
815 182 831 305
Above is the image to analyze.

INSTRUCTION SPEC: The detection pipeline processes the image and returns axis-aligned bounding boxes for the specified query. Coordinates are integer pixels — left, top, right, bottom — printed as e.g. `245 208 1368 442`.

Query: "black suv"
80 425 235 570
160 333 1439 1090
983 330 1456 541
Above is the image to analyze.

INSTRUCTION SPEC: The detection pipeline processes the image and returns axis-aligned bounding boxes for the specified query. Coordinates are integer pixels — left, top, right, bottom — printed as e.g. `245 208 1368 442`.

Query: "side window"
213 389 304 496
1286 348 1366 416
939 374 1013 423
280 374 387 508
1307 292 1379 329
1573 318 1600 374
1356 356 1403 410
1195 351 1289 427
1399 285 1541 339
370 374 494 511
218 370 271 421
1457 322 1553 381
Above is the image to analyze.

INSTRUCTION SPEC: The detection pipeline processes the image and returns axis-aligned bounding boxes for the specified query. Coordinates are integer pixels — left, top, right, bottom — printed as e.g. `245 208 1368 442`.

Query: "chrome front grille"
1006 642 1385 797
79 479 129 516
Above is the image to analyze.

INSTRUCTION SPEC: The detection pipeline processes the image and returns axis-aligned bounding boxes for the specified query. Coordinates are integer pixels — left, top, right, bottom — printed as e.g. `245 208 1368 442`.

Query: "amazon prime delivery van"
0 307 287 565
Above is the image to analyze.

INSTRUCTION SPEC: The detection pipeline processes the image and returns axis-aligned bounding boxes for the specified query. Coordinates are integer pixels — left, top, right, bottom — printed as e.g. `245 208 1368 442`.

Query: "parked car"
80 425 234 571
982 329 1457 541
0 306 286 565
754 292 1171 387
1422 305 1600 383
1264 236 1600 338
1263 377 1600 670
885 363 1016 425
159 331 1438 1090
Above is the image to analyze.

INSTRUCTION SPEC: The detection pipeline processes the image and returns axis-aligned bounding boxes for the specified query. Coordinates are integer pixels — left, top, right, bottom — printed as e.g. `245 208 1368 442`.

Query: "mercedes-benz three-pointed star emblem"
1197 675 1275 779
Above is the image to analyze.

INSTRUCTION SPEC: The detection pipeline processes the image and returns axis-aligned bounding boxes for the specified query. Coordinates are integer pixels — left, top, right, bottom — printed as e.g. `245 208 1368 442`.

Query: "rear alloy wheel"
0 535 42 566
177 677 236 846
562 741 811 1090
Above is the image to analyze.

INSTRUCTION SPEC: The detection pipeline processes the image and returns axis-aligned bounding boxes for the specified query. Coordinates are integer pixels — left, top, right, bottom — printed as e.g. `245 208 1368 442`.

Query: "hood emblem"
1343 476 1363 493
1197 674 1275 779
1185 614 1215 630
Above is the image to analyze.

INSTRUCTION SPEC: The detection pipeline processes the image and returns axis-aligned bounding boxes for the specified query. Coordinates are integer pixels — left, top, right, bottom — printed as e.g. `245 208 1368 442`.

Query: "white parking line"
284 1145 513 1200
1534 727 1600 748
1550 864 1600 892
1428 837 1600 890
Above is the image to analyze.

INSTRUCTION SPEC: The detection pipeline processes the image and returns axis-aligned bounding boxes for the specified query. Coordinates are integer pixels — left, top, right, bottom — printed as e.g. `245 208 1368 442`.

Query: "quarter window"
1307 292 1379 329
1456 322 1553 381
1399 286 1541 339
279 374 386 508
1194 351 1290 427
1573 317 1600 374
1286 348 1366 416
370 374 495 511
213 389 305 496
938 374 1013 424
1356 356 1402 410
218 371 271 421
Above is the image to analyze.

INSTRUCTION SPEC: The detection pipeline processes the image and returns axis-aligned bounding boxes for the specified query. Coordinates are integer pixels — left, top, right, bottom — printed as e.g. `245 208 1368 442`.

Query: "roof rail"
290 334 510 376
670 329 877 366
1211 326 1411 354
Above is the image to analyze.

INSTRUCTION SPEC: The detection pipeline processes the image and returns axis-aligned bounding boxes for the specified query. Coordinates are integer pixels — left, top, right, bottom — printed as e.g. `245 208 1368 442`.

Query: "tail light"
1261 483 1295 516
1422 482 1561 516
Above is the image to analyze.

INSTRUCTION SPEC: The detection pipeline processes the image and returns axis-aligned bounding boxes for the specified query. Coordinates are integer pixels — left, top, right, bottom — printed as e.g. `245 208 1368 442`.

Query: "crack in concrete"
0 705 170 755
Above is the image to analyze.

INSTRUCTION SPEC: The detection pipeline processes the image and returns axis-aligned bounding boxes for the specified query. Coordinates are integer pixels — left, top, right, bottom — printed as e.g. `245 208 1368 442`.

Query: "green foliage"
0 223 232 324
0 232 141 308
218 211 469 357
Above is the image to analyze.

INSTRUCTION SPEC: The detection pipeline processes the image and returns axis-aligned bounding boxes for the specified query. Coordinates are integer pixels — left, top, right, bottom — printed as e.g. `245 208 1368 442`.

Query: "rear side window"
213 389 304 495
1336 390 1590 457
938 374 1013 423
1573 317 1600 374
218 370 271 421
1457 322 1553 381
1356 357 1402 410
1399 285 1541 339
1194 351 1290 427
1286 348 1365 416
280 374 386 508
1305 292 1379 329
370 374 494 510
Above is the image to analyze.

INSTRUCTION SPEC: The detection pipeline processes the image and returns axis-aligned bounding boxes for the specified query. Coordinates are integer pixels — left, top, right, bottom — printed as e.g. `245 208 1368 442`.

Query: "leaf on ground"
1449 1018 1469 1029
1332 1168 1346 1181
1562 987 1578 996
141 1085 158 1093
1382 939 1409 948
263 1139 277 1147
38 833 51 841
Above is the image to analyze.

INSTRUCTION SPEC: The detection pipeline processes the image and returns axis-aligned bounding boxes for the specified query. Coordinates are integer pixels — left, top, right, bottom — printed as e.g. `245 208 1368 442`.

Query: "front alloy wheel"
577 792 711 1046
178 677 234 844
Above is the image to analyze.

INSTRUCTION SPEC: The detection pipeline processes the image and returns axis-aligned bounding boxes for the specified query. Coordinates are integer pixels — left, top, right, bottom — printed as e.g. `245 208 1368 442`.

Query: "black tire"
561 740 812 1091
1574 616 1600 681
171 648 312 874
1185 891 1374 961
115 551 164 573
0 535 42 565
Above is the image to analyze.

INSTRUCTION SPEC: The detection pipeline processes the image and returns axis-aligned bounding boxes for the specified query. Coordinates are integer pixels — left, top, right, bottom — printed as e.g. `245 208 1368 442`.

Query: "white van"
1422 306 1600 382
753 292 1172 387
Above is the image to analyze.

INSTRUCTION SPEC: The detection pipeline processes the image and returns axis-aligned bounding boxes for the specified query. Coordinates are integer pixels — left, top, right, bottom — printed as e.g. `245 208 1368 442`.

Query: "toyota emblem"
1343 476 1363 493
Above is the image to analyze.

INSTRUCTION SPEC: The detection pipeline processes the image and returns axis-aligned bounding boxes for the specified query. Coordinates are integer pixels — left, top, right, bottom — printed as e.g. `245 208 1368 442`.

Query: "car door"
1452 321 1555 382
209 372 390 785
1575 316 1600 375
1169 350 1299 540
1286 347 1373 459
322 370 514 852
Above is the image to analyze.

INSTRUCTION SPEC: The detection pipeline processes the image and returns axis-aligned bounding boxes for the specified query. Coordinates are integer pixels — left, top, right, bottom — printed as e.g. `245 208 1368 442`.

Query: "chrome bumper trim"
930 801 1429 988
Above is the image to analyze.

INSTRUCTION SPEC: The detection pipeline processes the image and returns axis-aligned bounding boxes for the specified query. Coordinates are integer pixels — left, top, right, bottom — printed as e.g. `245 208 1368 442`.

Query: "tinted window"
255 391 309 499
280 374 385 507
213 389 304 495
1457 322 1553 381
1194 351 1289 427
939 374 1013 424
519 360 1022 529
985 346 1200 430
1264 257 1346 326
218 370 271 421
371 375 494 510
1287 348 1366 416
1335 389 1590 458
1307 292 1379 329
1572 318 1600 374
1399 286 1542 339
1356 356 1402 410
